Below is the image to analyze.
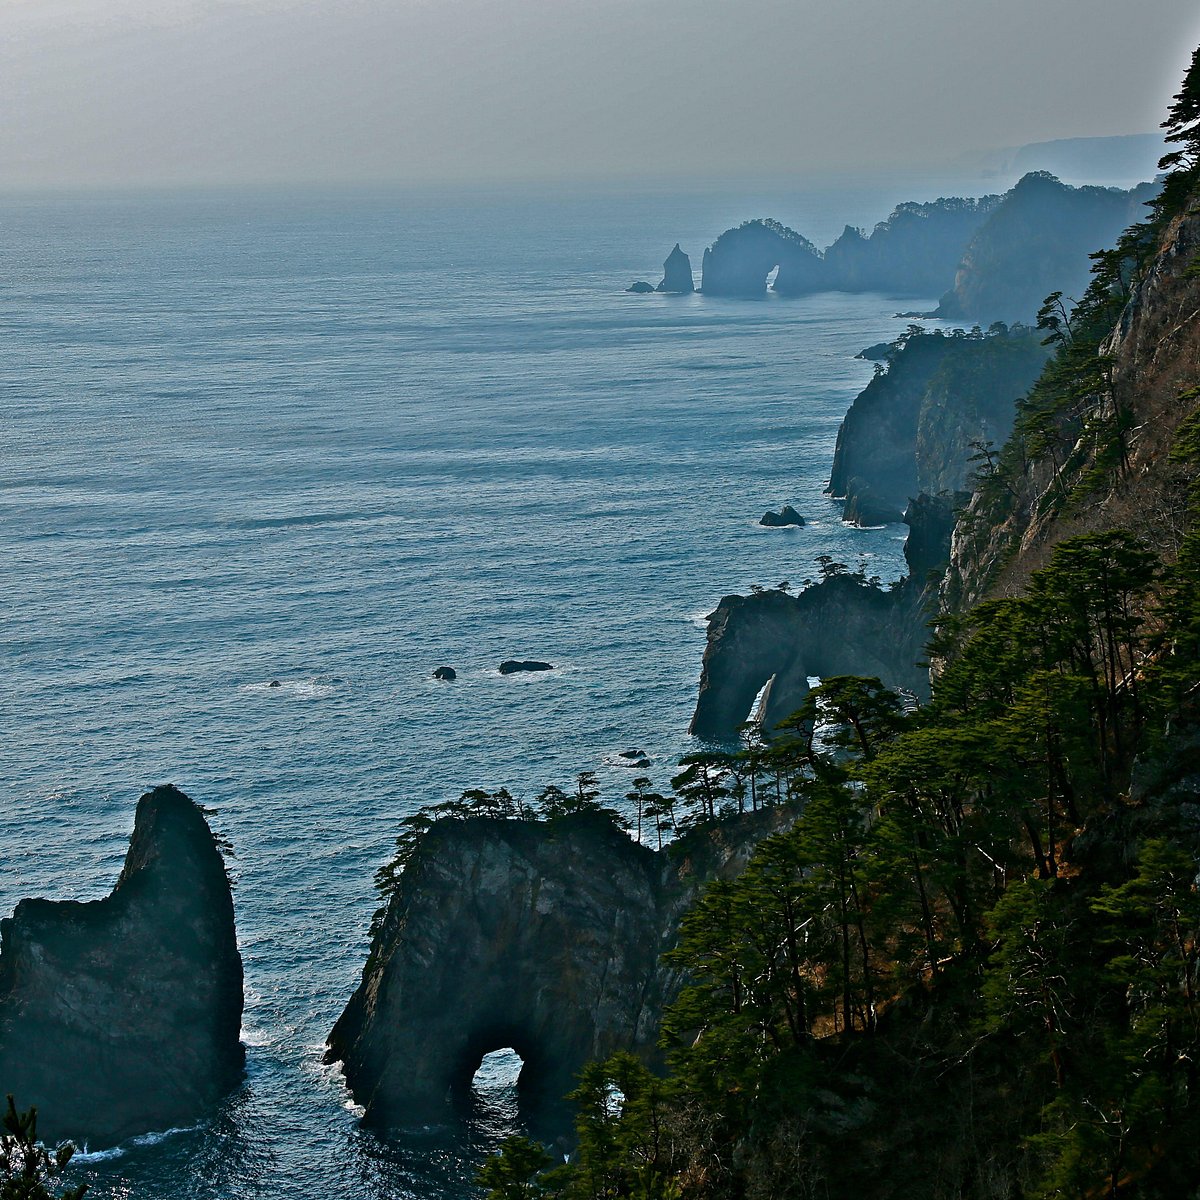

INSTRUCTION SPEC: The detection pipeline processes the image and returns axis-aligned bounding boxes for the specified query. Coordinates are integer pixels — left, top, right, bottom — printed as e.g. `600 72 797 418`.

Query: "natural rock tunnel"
327 813 672 1125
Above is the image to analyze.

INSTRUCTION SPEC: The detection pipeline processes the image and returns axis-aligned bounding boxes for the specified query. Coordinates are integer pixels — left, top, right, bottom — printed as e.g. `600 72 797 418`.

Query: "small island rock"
432 666 457 681
626 281 655 294
656 244 694 294
759 505 805 528
499 660 555 675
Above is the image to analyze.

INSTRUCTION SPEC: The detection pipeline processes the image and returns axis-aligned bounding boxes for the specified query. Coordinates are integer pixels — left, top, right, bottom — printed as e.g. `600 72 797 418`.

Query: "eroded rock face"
0 786 244 1148
327 812 783 1126
689 576 930 742
829 330 1047 526
657 244 694 294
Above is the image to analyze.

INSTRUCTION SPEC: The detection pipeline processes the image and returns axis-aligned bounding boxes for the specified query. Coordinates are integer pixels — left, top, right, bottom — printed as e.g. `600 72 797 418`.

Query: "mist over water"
0 182 948 1197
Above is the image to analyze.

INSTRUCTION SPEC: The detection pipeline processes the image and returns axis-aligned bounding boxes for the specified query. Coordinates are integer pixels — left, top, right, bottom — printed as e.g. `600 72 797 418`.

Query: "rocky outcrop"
627 280 655 294
828 328 1047 525
499 659 554 674
432 666 457 680
657 244 694 294
822 195 1002 296
700 220 823 297
328 810 785 1126
0 786 244 1148
689 574 930 742
759 505 804 527
935 172 1159 324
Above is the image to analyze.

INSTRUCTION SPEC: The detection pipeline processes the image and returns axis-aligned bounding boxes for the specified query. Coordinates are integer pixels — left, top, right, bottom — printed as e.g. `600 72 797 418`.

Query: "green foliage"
0 1099 86 1200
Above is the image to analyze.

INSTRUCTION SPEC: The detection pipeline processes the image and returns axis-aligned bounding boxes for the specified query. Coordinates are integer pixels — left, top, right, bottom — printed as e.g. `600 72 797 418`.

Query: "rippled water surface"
0 181 948 1197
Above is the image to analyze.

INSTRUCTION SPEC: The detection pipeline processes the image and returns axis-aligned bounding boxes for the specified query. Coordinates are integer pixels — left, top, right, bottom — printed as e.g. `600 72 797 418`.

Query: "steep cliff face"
327 811 786 1126
935 172 1158 324
700 220 823 297
944 198 1200 611
689 575 929 743
657 243 694 293
0 786 244 1148
828 329 1047 525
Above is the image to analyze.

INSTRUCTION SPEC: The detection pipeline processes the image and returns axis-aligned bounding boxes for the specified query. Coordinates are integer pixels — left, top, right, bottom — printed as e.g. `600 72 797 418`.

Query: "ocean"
0 178 957 1197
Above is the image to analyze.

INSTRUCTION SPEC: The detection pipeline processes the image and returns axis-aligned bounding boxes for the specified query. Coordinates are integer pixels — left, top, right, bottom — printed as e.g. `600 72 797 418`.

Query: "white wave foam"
238 678 336 700
73 1122 201 1162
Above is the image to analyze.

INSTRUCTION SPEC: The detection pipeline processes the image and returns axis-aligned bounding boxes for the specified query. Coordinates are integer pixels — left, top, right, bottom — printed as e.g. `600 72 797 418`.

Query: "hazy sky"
2 0 1198 188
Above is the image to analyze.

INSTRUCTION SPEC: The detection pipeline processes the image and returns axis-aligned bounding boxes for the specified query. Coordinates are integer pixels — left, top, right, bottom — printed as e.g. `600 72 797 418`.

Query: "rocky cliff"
935 172 1158 323
943 190 1200 611
827 328 1048 525
700 219 823 297
0 786 244 1148
327 810 785 1127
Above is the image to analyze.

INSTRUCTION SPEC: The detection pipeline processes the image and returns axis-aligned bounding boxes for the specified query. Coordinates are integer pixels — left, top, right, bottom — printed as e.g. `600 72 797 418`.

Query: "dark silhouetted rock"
0 786 244 1148
701 219 824 297
856 341 895 361
656 244 694 294
903 492 966 581
759 505 805 528
626 280 655 294
432 666 457 681
268 680 281 688
499 660 554 675
821 195 1001 296
618 749 647 760
327 809 788 1127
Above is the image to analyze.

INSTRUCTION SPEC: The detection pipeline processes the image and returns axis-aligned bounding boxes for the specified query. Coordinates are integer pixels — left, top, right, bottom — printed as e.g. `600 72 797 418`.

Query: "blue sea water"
0 180 956 1198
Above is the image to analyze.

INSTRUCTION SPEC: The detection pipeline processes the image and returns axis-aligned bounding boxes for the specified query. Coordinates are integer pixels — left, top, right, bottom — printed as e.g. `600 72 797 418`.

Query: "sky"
2 0 1198 189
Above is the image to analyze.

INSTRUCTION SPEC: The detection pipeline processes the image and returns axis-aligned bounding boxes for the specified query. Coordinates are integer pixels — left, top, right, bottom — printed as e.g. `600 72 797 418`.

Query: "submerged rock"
432 666 457 681
759 505 805 527
499 660 554 674
656 244 694 294
0 785 244 1147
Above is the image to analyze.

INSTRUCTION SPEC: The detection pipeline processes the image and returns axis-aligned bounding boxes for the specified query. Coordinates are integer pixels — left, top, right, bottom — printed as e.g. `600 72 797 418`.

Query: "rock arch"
700 219 825 297
328 814 670 1126
689 574 931 742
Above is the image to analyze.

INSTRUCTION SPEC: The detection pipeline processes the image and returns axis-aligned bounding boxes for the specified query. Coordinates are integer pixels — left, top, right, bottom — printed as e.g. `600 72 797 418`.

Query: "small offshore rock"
759 505 805 528
432 666 457 681
618 749 647 760
498 659 554 675
656 244 695 294
626 281 655 294
855 341 894 361
268 680 282 688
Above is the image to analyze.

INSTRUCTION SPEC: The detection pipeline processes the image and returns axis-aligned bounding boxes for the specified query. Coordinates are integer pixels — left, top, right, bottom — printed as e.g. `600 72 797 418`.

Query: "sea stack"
0 785 245 1147
656 244 695 293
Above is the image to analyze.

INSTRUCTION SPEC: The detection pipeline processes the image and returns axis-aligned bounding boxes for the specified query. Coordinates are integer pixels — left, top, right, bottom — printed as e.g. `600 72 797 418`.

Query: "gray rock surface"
0 786 244 1148
327 811 785 1125
499 660 554 674
689 576 930 742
